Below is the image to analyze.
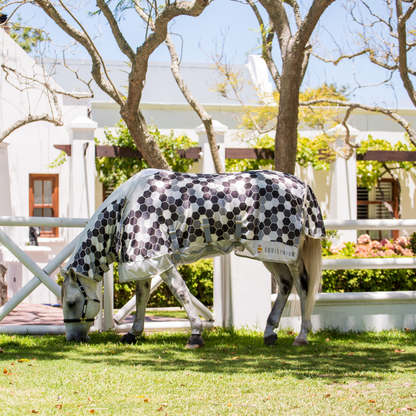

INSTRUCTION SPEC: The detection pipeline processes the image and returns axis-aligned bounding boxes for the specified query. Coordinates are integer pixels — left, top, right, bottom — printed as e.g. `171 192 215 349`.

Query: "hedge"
113 259 416 308
322 268 416 293
113 259 213 309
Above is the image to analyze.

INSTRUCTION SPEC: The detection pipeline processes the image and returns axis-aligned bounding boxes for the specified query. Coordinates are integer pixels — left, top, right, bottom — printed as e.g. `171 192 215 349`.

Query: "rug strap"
168 225 181 262
202 218 212 243
235 215 242 240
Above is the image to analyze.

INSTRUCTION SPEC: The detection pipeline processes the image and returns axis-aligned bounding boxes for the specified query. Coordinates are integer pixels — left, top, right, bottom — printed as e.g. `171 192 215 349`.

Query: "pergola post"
67 117 97 243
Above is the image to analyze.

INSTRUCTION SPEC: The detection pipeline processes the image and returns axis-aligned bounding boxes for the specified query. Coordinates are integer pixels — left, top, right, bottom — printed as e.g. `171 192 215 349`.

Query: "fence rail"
0 216 416 334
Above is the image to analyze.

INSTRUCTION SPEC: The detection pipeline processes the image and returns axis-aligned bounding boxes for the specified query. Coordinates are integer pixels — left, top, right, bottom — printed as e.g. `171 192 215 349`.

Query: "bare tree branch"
165 34 225 173
0 114 63 143
246 0 281 90
258 0 291 56
396 0 416 106
96 0 135 62
34 0 124 105
300 98 416 145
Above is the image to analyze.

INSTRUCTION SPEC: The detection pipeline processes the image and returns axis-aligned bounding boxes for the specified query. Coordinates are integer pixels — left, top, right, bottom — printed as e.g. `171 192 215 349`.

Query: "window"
29 174 59 237
357 178 399 240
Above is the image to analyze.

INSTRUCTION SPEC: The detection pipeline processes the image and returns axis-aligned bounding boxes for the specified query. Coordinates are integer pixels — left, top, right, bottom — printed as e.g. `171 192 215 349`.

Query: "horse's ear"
68 268 77 282
60 267 69 279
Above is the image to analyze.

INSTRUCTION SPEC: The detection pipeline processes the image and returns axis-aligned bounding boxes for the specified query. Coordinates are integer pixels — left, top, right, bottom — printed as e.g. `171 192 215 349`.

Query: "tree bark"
0 263 7 307
258 0 336 174
274 57 303 173
121 110 171 170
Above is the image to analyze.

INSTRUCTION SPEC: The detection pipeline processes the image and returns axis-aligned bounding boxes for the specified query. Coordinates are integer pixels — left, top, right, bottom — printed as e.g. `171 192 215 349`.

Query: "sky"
4 0 415 109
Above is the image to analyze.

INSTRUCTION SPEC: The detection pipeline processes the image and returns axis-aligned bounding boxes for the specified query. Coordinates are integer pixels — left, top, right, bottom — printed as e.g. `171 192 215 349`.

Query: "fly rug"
61 169 325 348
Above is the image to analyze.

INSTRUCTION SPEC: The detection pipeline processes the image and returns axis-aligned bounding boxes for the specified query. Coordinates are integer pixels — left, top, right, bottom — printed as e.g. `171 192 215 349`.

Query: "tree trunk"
274 58 303 174
121 110 171 170
0 263 7 307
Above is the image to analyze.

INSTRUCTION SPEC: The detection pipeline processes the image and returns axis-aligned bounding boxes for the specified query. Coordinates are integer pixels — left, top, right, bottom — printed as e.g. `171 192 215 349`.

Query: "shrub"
110 234 416 308
322 268 416 293
113 259 213 309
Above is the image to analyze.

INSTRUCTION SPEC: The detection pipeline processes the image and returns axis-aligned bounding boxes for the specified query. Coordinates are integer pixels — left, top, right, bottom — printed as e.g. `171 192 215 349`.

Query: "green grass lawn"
145 310 189 319
1 328 416 415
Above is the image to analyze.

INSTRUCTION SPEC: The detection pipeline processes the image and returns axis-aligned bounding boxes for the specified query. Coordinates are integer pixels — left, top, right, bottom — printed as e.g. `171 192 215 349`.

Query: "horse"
60 169 325 348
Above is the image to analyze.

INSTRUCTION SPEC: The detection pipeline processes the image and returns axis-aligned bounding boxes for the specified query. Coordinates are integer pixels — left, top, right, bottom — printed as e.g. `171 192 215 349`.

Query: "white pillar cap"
327 123 360 139
195 120 228 135
66 116 97 131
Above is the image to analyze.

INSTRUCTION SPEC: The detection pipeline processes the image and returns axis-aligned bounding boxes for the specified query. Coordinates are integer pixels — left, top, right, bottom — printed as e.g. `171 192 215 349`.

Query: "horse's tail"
302 236 322 319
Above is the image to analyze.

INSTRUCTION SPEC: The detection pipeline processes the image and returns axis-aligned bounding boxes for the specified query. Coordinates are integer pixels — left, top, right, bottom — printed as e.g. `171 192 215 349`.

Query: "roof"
43 59 259 105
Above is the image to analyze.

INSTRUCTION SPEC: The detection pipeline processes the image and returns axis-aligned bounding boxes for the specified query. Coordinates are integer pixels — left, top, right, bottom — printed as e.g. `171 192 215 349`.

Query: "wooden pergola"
54 145 416 162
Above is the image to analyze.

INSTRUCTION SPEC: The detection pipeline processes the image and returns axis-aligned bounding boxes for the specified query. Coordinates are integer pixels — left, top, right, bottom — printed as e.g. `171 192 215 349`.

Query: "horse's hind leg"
161 266 204 349
120 278 152 344
262 262 293 346
288 261 312 346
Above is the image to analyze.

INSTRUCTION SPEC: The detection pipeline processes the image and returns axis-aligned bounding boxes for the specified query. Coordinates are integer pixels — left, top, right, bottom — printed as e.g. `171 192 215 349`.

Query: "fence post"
196 121 271 329
196 121 228 327
195 120 227 174
103 264 114 331
94 280 103 332
328 124 359 244
0 263 7 307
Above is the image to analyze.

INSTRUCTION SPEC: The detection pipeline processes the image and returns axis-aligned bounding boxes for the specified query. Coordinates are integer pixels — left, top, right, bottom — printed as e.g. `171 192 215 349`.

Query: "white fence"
0 217 415 334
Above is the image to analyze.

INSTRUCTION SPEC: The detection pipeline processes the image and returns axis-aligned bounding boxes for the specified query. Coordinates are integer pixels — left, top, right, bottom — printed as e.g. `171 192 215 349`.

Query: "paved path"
0 303 186 326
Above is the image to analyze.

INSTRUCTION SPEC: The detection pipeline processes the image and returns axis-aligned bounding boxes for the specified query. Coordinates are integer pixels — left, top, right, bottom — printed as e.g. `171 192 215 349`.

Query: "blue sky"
7 0 414 108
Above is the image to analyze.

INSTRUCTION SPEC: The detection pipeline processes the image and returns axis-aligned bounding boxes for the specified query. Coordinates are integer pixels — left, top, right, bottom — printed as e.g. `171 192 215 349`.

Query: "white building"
1 27 415 305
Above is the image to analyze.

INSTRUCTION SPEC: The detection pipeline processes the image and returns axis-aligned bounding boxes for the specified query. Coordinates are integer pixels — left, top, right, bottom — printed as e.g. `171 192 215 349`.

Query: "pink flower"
395 236 410 247
395 245 405 255
357 234 371 245
383 242 395 250
370 240 382 250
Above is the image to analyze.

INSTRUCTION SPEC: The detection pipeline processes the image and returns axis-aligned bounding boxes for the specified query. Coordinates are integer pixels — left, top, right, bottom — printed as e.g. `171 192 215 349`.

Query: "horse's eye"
67 301 76 308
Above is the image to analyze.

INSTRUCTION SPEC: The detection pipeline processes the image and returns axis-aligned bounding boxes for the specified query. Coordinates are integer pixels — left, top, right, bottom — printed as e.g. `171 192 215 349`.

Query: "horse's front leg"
161 266 204 349
120 278 152 344
262 262 293 345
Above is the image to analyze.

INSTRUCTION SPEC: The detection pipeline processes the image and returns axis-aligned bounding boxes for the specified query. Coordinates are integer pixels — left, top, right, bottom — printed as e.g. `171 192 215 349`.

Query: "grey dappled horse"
61 169 325 348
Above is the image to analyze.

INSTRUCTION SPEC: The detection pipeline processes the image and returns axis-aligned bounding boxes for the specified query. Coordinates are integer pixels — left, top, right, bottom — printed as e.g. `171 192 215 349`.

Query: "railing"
0 216 214 334
323 220 416 270
0 217 415 334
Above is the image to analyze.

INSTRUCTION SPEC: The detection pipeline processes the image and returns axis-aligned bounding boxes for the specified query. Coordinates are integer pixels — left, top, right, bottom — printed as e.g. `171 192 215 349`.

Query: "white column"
328 124 359 244
67 117 97 241
0 142 12 231
195 120 227 174
196 121 271 329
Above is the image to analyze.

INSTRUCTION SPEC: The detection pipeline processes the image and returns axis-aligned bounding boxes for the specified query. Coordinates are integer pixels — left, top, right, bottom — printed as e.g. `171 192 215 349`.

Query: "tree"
95 121 197 189
215 0 416 175
310 0 416 147
9 15 46 53
248 0 337 174
1 0 210 171
131 2 224 173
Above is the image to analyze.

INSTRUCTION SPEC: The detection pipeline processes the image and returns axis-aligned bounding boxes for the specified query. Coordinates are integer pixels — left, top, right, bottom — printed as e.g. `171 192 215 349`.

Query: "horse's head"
60 268 101 342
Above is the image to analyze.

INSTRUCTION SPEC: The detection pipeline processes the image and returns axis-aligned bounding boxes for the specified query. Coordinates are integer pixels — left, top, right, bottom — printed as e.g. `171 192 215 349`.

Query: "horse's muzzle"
66 333 91 343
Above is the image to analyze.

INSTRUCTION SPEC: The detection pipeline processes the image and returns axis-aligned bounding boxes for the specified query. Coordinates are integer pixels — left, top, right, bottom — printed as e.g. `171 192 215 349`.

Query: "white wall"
0 29 90 303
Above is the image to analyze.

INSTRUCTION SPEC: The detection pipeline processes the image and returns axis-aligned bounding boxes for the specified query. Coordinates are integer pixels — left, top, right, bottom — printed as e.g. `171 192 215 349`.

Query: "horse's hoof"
120 332 138 345
292 338 308 346
185 334 204 349
264 333 278 345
